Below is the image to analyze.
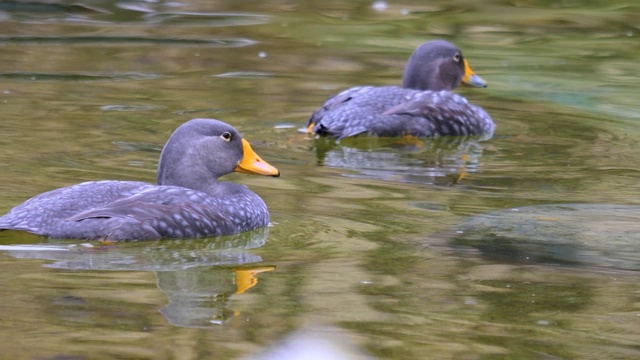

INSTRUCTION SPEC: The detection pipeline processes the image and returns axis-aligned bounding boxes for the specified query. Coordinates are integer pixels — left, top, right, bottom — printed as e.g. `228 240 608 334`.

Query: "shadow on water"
0 227 275 328
447 204 640 271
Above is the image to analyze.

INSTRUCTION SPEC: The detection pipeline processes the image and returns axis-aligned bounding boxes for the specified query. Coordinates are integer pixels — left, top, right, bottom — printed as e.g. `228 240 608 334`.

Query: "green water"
0 0 638 359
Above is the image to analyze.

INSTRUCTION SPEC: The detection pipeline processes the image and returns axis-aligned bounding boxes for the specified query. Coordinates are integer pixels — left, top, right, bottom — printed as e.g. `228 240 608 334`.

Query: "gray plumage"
307 40 495 140
0 119 279 241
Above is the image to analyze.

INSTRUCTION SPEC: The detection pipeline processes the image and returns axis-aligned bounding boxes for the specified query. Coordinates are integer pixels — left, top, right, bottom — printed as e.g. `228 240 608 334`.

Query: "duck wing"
308 86 378 139
308 87 494 139
0 181 152 236
66 184 269 241
381 91 495 137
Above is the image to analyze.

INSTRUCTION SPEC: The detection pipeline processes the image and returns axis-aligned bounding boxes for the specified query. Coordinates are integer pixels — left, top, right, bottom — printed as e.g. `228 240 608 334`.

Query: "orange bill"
234 266 276 294
462 59 487 88
235 139 280 177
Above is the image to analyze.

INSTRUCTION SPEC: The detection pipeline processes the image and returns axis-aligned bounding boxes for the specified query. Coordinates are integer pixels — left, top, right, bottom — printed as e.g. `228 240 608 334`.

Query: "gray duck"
307 40 494 139
0 118 280 241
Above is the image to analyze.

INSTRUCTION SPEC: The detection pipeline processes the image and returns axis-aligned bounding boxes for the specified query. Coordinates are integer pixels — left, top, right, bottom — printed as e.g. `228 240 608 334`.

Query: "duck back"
309 86 494 139
0 180 270 241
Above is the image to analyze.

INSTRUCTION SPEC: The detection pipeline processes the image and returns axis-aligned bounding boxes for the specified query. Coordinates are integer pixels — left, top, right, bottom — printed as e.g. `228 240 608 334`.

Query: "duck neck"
402 59 461 91
157 165 217 193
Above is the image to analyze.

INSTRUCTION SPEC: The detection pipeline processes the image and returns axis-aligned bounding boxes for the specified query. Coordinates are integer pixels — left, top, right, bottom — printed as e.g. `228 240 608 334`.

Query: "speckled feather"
0 119 277 241
309 86 494 139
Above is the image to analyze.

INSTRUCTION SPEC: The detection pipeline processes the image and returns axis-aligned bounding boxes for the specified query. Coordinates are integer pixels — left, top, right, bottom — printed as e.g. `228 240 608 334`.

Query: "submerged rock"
452 204 640 271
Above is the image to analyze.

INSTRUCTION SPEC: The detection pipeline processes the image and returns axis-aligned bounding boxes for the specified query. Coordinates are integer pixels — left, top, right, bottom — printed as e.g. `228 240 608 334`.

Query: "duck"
306 40 495 140
0 118 280 241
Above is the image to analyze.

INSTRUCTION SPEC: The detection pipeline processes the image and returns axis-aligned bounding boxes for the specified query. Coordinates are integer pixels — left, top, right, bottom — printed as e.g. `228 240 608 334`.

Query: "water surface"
0 0 639 359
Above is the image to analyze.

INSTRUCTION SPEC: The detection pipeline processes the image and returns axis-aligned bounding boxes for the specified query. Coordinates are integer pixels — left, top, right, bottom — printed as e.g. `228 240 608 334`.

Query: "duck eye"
453 53 461 62
220 132 232 142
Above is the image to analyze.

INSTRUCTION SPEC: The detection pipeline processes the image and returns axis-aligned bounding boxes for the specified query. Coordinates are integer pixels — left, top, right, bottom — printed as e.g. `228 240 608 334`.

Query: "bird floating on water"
306 40 494 140
0 118 280 241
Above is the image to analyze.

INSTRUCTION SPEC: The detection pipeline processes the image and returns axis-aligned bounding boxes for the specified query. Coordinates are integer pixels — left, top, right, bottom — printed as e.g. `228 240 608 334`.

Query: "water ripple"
101 105 166 112
143 12 271 27
213 71 273 78
0 36 257 47
0 72 164 82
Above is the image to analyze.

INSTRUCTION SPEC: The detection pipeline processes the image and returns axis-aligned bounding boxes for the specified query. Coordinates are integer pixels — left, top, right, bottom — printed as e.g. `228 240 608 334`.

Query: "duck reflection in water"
158 264 275 327
0 227 275 328
312 135 491 186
